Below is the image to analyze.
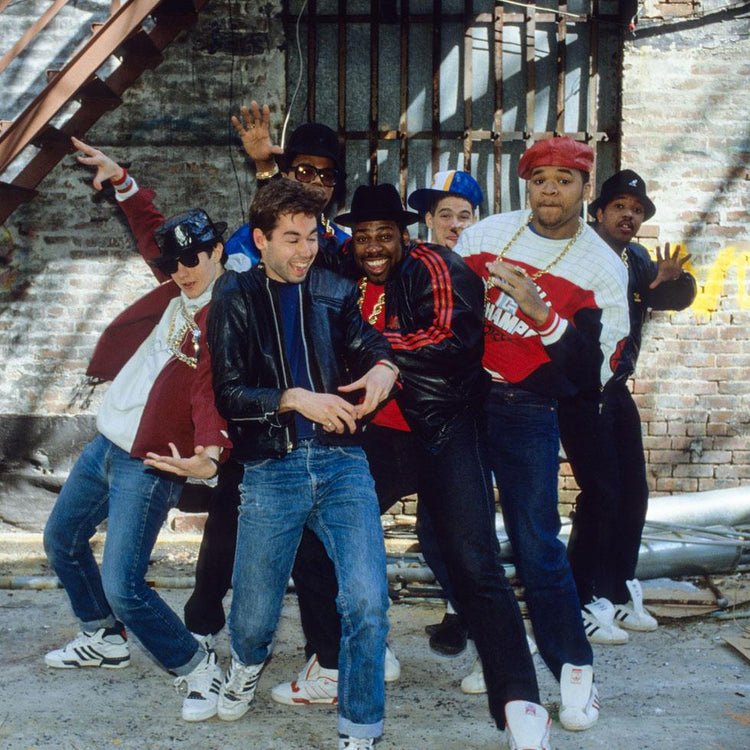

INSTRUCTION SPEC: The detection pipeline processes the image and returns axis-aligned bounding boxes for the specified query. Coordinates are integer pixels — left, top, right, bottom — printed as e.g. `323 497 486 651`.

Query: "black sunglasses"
291 162 341 188
153 250 204 276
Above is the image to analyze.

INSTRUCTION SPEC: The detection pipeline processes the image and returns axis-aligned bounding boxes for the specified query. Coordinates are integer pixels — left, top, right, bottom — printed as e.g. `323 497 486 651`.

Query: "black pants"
558 382 649 605
183 459 243 636
293 420 539 727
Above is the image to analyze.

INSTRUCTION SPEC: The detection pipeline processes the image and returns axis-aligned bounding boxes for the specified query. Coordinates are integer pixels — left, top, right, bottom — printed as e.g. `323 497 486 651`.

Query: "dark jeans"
559 382 649 605
293 419 539 728
184 459 243 636
483 383 593 681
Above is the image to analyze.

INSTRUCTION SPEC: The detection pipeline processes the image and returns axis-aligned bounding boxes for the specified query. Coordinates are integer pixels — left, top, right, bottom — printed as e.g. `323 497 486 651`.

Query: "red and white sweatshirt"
455 209 629 399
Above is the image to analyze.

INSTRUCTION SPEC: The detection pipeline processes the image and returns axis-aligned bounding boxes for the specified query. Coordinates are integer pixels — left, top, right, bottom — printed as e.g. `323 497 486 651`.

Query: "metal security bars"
282 0 623 214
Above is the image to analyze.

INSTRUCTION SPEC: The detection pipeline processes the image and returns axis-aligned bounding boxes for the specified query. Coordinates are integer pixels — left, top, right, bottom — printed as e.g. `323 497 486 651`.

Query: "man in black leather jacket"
276 184 551 749
559 170 697 645
206 179 398 750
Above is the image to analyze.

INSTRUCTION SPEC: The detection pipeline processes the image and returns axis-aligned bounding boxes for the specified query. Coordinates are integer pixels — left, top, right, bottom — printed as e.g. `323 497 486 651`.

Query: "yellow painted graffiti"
643 242 750 317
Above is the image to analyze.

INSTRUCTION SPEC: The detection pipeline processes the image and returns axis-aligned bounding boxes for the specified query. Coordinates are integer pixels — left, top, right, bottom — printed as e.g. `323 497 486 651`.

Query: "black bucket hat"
335 184 420 227
589 169 656 221
284 123 345 175
153 209 227 263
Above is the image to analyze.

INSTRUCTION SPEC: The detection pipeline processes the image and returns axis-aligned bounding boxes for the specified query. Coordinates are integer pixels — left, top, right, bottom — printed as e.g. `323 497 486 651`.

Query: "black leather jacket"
613 242 697 382
331 240 490 450
207 265 394 461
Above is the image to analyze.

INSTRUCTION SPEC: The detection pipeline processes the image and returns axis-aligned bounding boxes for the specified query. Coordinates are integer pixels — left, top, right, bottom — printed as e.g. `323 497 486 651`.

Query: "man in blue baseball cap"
408 169 484 249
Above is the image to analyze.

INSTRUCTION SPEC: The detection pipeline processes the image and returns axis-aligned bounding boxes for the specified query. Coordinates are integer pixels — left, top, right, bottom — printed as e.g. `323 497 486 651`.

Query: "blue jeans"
229 441 389 739
43 434 204 675
483 384 593 680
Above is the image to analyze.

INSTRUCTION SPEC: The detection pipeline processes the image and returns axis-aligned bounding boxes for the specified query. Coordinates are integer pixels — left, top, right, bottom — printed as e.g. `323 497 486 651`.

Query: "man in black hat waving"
222 101 349 270
558 169 696 644
276 183 551 749
43 138 231 722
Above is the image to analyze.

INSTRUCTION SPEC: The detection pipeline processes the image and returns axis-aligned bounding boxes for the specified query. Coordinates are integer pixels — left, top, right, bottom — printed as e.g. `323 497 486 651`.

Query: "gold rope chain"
484 214 585 303
357 278 386 325
166 299 201 369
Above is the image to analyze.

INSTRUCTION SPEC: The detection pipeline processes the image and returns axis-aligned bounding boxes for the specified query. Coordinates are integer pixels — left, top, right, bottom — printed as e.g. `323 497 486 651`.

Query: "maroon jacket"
86 188 230 460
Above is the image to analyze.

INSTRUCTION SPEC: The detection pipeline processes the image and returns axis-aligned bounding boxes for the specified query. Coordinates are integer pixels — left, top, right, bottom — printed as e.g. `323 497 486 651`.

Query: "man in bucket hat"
275 183 551 750
43 138 231 722
558 169 696 644
222 101 349 270
455 137 630 733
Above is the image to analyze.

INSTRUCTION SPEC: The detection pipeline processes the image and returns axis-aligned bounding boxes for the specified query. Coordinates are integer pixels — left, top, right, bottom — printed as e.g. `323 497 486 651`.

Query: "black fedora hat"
153 209 227 263
589 169 656 221
335 184 420 227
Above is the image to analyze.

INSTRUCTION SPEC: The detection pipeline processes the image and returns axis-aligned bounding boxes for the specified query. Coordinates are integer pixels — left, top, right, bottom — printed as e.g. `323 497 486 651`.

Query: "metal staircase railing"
0 0 210 225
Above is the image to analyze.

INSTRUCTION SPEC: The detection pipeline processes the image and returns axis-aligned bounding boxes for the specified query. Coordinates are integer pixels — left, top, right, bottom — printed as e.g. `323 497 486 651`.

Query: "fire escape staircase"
0 0 211 225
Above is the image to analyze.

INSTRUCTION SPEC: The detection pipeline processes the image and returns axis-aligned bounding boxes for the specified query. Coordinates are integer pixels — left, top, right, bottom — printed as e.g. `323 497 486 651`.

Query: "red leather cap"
518 137 594 180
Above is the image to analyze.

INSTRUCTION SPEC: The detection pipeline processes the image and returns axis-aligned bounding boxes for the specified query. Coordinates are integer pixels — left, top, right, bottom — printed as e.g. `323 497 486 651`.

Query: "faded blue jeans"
483 383 593 680
229 440 389 739
43 434 205 675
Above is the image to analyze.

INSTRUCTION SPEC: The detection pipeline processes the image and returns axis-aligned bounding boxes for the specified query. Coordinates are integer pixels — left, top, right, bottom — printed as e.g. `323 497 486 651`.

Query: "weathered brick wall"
2 1 748 513
0 1 285 473
559 1 750 508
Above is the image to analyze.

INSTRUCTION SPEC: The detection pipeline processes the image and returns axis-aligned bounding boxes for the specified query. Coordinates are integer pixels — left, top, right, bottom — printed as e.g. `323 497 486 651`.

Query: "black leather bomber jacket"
206 265 394 461
323 240 490 451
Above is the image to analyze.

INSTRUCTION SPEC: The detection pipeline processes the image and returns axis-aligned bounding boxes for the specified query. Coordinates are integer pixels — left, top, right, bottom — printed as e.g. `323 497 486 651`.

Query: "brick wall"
559 1 750 508
2 1 748 514
0 1 285 473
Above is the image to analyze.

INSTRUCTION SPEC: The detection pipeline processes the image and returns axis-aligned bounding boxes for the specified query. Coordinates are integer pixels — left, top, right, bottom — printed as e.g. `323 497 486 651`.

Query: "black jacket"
207 265 394 460
614 242 697 382
334 240 490 450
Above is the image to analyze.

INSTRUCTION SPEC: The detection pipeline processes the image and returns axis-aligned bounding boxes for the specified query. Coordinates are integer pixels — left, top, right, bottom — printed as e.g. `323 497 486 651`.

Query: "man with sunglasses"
221 101 349 271
43 138 231 723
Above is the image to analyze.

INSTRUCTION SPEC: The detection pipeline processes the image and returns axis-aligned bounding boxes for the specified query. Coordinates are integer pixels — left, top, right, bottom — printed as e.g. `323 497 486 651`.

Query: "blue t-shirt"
276 281 316 441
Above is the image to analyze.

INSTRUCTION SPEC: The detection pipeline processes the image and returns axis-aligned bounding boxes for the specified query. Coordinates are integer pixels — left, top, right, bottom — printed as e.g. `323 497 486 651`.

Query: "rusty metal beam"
0 0 71 76
0 0 164 176
556 6 568 133
493 3 505 214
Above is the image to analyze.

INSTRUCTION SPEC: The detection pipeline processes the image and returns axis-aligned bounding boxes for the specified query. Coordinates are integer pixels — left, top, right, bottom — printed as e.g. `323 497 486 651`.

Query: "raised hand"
650 242 691 289
231 101 284 171
71 136 124 191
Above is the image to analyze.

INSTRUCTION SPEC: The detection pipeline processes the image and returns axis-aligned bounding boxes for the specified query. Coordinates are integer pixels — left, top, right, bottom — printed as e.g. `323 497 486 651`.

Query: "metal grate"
282 0 623 214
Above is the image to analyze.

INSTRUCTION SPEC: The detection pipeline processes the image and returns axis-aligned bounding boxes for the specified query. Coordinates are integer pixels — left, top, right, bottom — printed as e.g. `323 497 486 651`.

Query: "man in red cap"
558 170 696 645
455 136 630 733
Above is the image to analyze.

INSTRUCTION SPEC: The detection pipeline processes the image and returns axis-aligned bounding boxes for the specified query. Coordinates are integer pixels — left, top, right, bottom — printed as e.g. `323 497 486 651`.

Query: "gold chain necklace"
357 278 386 325
166 299 201 369
484 214 585 302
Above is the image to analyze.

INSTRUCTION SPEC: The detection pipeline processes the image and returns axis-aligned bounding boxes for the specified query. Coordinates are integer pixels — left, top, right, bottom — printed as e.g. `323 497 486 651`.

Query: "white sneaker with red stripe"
504 700 551 749
559 663 600 731
271 654 338 706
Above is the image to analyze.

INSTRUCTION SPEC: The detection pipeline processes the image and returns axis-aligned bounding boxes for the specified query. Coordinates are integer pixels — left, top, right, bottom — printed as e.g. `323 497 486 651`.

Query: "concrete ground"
0 534 748 750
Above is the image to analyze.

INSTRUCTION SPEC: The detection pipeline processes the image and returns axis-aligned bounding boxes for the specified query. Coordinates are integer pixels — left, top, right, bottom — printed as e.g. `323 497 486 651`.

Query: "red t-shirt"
359 280 411 432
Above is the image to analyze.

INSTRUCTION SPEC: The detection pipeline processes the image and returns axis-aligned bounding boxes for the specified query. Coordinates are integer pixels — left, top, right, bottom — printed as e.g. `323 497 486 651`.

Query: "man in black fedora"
43 138 231 722
274 183 552 749
558 169 696 643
